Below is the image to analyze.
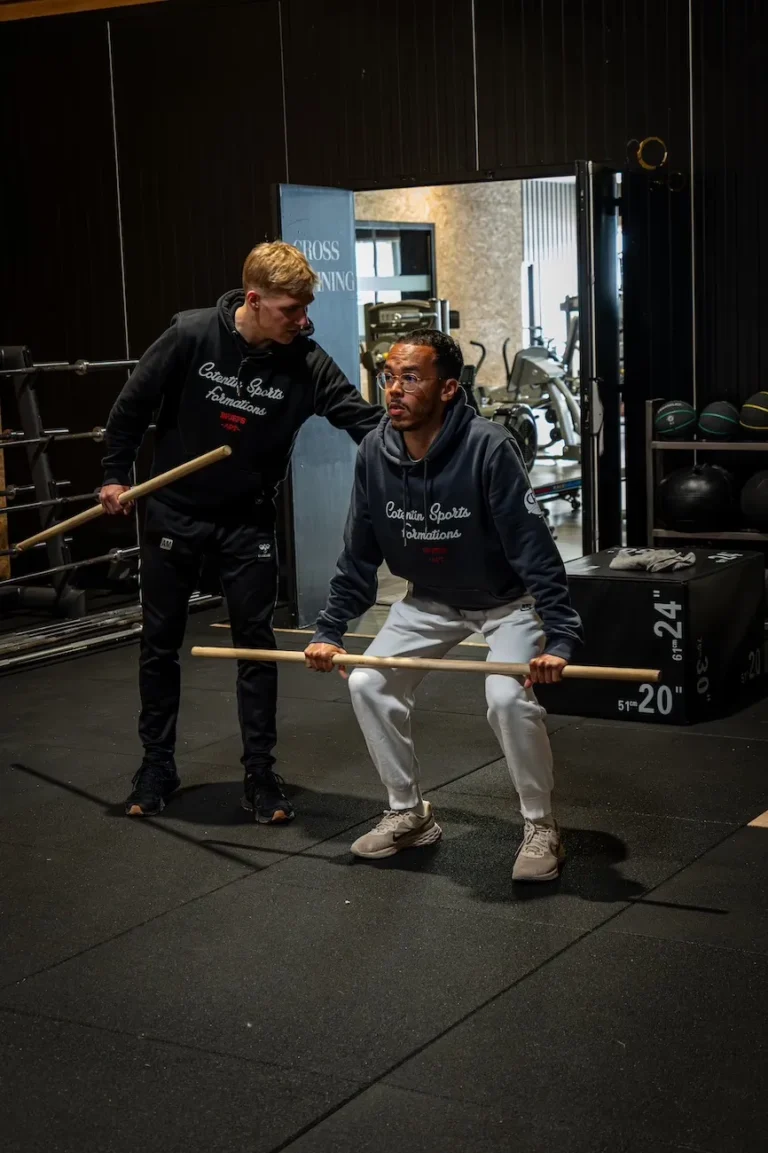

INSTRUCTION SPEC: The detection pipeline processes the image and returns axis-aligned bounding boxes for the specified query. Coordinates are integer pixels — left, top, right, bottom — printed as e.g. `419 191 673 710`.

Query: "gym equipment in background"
490 404 538 472
458 339 487 415
0 357 136 379
698 400 740 440
0 344 221 670
360 298 458 393
647 396 768 545
0 345 138 619
535 549 765 725
460 341 538 472
361 306 541 475
739 391 768 437
501 335 581 463
654 400 697 440
657 464 736 533
740 470 768 531
448 296 583 466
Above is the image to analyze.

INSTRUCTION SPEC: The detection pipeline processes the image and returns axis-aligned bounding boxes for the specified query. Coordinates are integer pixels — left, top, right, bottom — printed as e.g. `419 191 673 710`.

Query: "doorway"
349 174 622 630
275 169 623 633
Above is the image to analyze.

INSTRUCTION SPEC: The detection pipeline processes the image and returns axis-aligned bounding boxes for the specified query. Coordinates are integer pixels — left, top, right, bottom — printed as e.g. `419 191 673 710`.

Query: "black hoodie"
313 393 583 660
102 290 383 514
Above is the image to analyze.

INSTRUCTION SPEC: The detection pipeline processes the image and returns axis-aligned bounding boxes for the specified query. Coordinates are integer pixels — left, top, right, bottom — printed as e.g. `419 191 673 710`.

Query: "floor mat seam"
0 750 507 990
262 819 749 1153
0 1004 363 1088
605 923 768 960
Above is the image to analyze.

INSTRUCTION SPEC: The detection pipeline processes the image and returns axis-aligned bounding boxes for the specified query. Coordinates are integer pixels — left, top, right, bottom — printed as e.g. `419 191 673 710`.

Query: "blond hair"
242 241 318 301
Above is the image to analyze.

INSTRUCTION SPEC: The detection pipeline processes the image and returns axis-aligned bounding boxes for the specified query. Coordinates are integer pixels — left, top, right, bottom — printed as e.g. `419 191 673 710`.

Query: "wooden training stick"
191 646 661 684
13 445 233 553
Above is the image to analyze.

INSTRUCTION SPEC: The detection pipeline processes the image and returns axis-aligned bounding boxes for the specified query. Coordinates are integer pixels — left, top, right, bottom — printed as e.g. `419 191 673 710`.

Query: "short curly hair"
397 328 464 381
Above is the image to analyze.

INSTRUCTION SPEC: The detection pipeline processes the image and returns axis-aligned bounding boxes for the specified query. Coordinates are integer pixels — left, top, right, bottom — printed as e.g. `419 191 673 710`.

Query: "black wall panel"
622 173 693 542
0 18 124 360
0 16 131 563
692 0 766 407
110 0 287 354
475 0 690 173
10 0 762 590
281 0 477 187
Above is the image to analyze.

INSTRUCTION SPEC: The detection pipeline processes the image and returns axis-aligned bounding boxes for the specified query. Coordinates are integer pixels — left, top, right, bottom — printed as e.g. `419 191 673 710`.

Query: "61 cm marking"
652 597 684 661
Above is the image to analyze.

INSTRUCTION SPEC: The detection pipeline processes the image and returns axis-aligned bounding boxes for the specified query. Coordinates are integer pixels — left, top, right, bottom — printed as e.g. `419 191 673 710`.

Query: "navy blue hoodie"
102 290 383 514
313 393 583 660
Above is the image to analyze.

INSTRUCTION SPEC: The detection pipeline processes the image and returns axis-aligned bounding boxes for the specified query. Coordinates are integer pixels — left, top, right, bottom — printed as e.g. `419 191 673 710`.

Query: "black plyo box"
536 548 766 724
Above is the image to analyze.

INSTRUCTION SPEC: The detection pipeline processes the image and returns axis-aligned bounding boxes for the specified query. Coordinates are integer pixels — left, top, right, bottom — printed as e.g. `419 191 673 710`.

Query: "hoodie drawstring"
400 459 430 548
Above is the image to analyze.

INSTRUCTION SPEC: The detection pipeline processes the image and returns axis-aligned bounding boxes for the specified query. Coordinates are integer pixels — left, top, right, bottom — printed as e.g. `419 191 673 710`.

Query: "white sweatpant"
347 594 554 820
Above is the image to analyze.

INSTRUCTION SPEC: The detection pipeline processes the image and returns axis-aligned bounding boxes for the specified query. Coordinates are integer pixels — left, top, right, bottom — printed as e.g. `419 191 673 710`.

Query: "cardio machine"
359 301 542 475
460 341 538 472
360 298 458 389
500 296 581 463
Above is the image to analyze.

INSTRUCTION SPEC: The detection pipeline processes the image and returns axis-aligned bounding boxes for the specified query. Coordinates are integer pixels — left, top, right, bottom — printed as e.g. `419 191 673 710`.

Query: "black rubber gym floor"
2 608 767 1152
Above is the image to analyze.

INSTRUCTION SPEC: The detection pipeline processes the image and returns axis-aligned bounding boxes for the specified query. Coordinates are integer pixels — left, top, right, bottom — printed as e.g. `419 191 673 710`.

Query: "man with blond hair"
101 241 382 822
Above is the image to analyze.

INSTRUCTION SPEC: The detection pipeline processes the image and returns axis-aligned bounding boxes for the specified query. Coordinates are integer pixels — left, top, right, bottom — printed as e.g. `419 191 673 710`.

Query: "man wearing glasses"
304 329 582 881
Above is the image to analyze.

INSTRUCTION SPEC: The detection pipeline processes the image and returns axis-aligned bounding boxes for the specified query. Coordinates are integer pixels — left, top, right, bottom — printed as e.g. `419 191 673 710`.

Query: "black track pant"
138 496 278 772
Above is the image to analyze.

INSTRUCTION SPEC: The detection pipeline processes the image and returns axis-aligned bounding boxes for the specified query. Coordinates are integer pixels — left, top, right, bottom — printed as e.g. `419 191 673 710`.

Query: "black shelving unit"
645 399 768 546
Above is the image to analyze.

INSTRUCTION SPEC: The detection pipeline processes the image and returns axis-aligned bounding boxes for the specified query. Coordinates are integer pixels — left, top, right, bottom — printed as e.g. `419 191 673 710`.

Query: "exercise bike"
501 309 581 463
461 341 538 472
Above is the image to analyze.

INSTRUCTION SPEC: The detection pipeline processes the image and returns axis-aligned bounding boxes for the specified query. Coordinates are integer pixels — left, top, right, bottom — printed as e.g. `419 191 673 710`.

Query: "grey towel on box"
609 548 696 573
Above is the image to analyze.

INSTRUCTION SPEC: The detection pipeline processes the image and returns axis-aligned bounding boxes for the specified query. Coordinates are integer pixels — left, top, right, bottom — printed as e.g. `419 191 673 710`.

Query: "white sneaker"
350 801 443 859
512 817 565 882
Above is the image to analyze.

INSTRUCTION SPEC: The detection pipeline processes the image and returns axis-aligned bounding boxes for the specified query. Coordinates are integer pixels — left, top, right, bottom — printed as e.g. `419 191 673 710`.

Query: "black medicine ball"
654 400 696 439
740 470 768 531
739 391 768 437
657 464 735 533
698 400 740 440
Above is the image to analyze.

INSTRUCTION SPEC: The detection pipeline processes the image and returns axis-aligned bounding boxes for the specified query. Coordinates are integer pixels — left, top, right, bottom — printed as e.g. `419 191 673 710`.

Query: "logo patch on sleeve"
257 540 274 562
524 489 545 517
160 537 174 551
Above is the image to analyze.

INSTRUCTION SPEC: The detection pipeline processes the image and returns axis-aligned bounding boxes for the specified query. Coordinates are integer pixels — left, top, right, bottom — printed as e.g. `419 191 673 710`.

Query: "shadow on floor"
106 778 650 908
337 813 648 907
8 759 727 930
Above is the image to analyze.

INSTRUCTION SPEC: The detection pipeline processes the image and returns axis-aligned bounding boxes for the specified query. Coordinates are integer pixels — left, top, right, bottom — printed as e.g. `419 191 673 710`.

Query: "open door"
576 162 622 554
276 183 360 627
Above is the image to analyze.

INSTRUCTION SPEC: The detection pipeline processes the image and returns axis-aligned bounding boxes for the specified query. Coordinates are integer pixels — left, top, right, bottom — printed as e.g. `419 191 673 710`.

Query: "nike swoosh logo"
392 823 430 840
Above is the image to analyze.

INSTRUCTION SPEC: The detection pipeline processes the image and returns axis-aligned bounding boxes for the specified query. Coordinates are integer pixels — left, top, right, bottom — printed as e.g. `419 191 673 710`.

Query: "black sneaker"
241 769 294 824
125 760 180 817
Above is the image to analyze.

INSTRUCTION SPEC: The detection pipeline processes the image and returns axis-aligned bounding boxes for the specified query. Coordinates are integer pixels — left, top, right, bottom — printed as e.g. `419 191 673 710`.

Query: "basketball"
739 392 768 437
698 400 740 440
653 400 696 440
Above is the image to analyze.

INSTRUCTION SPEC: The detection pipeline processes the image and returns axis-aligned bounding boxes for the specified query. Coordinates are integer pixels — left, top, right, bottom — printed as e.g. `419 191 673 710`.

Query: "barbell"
0 546 137 588
0 491 98 517
0 427 105 449
0 483 40 500
0 358 138 378
190 646 661 684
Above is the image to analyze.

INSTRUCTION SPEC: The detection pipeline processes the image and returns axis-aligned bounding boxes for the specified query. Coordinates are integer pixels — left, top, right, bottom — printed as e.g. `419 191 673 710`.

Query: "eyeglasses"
376 371 432 394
